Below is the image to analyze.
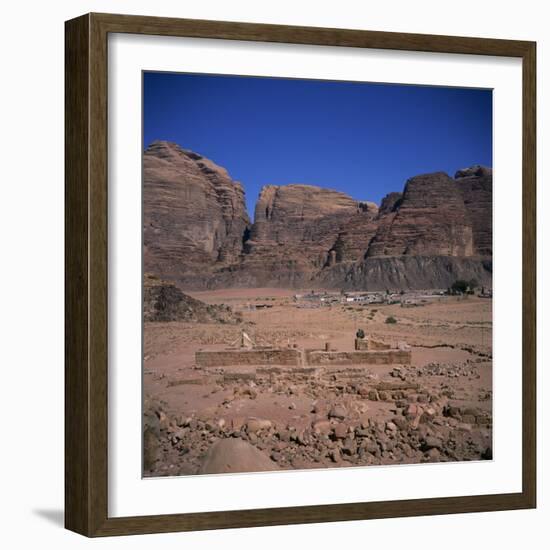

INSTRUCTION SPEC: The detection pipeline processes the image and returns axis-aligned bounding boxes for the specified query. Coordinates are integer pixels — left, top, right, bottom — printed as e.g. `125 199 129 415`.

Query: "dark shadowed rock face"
143 275 239 323
143 141 250 281
379 192 403 215
455 165 492 179
143 141 492 290
317 256 492 291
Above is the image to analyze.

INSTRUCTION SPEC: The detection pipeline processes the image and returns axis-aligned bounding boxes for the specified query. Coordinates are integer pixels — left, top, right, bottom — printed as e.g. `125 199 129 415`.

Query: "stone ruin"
195 330 411 368
354 335 410 351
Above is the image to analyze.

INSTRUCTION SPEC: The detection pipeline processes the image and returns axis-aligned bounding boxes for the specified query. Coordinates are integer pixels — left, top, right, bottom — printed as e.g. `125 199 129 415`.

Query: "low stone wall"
354 338 391 351
305 349 411 366
196 346 411 368
196 348 302 367
368 339 392 350
354 338 369 350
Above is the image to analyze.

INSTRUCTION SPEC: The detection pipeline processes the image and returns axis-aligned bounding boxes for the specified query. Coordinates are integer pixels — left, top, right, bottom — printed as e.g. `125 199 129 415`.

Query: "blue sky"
143 72 492 218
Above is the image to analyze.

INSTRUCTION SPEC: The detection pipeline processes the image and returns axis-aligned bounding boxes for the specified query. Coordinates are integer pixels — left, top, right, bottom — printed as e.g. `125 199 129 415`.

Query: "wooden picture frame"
65 12 536 537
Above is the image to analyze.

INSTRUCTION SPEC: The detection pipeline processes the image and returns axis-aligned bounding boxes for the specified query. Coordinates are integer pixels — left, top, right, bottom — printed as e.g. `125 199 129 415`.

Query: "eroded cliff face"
242 184 365 277
249 184 358 249
456 165 493 256
366 172 474 258
143 141 250 282
143 141 492 290
327 202 379 265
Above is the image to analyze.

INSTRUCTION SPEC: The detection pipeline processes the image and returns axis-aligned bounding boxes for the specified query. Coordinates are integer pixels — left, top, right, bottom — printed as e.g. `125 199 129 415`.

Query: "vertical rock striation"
143 141 492 290
143 141 250 282
366 172 474 258
456 165 493 256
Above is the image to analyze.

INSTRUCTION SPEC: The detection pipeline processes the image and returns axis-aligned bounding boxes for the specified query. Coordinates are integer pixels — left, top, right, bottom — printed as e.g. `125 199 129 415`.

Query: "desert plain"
143 287 492 476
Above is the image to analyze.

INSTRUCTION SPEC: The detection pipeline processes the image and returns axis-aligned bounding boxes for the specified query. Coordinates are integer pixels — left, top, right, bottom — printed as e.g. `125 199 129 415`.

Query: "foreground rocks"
143 360 493 477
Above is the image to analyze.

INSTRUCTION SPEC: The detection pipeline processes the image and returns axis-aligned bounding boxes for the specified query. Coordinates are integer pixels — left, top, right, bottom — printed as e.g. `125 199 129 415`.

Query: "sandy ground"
143 291 492 477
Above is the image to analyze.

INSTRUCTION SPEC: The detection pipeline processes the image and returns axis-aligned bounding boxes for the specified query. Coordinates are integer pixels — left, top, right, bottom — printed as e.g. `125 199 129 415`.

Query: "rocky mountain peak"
143 142 493 289
367 171 474 258
455 165 492 179
379 192 403 215
143 142 250 282
145 140 232 179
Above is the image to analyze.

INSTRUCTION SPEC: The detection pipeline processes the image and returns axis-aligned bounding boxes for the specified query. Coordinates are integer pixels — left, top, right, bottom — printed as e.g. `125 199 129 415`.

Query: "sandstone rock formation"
327 201 379 264
143 141 249 282
378 192 403 215
239 184 372 284
143 141 493 290
366 172 474 258
456 165 492 256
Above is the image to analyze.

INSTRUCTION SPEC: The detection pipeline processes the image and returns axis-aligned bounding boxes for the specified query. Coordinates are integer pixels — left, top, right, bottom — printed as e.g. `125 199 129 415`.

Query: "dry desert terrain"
143 289 492 477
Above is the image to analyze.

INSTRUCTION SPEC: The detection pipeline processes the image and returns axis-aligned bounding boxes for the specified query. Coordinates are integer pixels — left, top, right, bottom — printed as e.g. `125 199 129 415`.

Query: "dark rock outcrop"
316 256 492 291
455 164 492 179
143 275 239 323
378 192 403 215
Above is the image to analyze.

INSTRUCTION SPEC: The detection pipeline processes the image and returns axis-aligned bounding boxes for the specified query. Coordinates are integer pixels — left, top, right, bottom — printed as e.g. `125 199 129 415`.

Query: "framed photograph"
65 13 536 536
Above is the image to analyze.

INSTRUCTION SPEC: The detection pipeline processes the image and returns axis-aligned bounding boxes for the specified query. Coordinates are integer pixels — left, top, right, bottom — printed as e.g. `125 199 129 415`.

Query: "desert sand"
143 289 492 477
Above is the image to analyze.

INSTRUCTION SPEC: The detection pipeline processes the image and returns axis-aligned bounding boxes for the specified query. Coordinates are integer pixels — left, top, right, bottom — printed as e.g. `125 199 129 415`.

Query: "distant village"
292 284 492 310
231 282 492 313
294 289 440 309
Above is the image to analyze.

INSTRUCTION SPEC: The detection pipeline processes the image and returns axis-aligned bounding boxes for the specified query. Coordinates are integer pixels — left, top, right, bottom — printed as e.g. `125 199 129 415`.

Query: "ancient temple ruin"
195 332 411 368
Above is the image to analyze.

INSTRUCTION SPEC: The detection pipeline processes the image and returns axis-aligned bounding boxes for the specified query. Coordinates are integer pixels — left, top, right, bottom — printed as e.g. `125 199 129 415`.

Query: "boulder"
199 439 279 474
333 423 349 439
245 418 272 433
423 436 443 450
328 404 347 421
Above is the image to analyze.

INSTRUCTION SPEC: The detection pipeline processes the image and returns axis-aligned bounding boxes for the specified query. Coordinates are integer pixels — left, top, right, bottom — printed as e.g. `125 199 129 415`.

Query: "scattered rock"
312 420 332 435
423 436 443 450
246 418 272 433
143 427 160 471
333 423 349 439
328 404 347 421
